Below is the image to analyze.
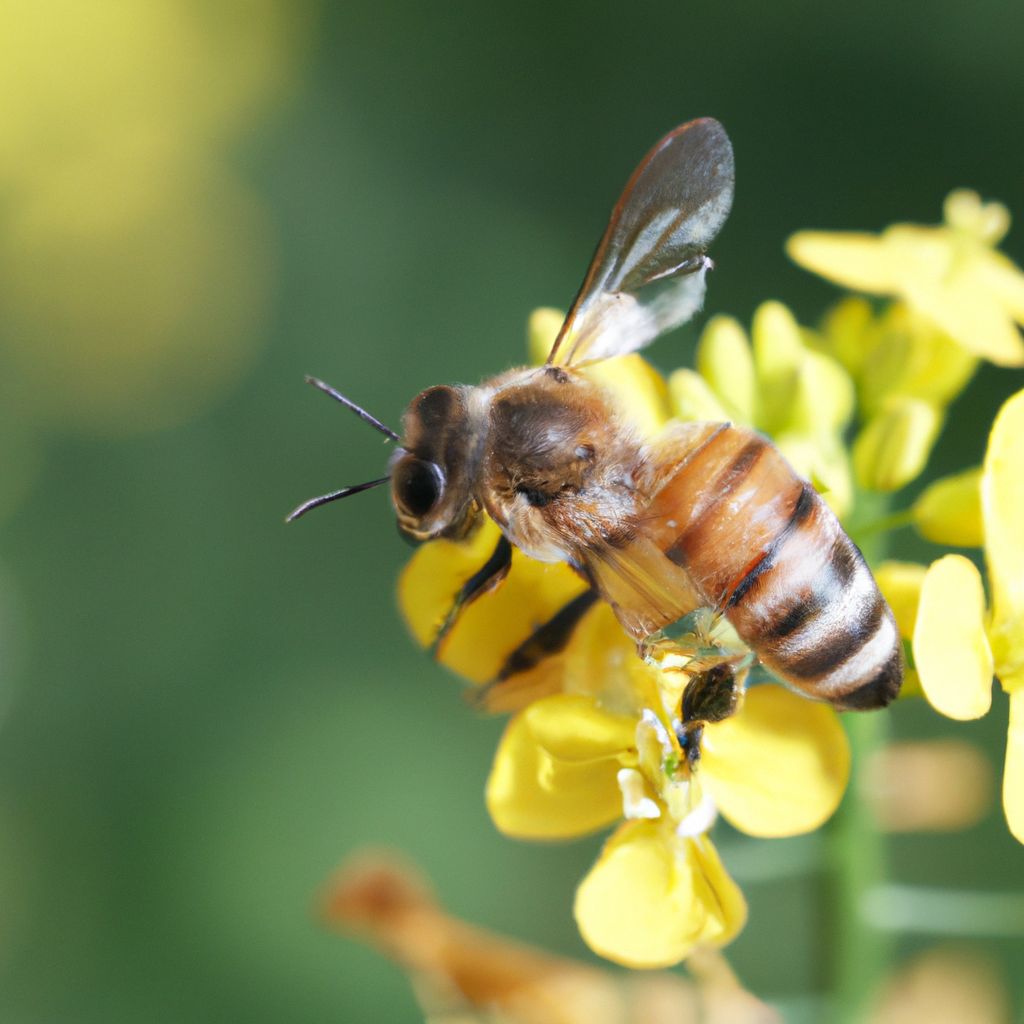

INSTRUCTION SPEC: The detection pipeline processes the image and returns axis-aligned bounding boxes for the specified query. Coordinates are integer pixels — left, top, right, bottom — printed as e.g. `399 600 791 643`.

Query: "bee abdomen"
650 424 902 709
724 483 902 710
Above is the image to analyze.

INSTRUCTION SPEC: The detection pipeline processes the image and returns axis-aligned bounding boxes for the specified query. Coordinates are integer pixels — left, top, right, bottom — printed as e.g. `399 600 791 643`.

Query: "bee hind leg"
672 652 755 767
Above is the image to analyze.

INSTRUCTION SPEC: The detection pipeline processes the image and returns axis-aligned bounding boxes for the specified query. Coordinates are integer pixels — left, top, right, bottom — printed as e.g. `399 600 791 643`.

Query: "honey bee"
291 117 903 721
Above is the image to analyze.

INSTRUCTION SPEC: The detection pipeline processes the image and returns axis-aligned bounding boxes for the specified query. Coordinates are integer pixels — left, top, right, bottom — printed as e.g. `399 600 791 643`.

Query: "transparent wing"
548 117 734 367
581 534 705 640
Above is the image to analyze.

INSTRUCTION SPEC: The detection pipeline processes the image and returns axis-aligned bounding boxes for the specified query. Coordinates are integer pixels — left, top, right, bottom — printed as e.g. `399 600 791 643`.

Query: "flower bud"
912 467 983 547
853 398 941 491
696 315 755 422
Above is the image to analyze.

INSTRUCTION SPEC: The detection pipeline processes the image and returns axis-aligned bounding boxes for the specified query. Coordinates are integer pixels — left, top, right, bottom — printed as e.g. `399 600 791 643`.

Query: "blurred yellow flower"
912 389 1024 841
874 561 927 641
910 467 983 547
0 0 313 434
852 396 941 493
788 191 1024 367
812 300 978 494
839 302 977 419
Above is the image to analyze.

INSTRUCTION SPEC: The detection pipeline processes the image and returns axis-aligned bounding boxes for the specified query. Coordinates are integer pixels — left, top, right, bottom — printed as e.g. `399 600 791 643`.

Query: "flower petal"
906 260 1024 367
982 388 1024 690
912 467 983 547
562 602 664 712
944 189 1010 246
786 231 900 295
790 349 855 436
819 297 876 377
1004 689 1024 844
397 519 507 650
790 213 1024 367
485 698 626 840
447 550 586 683
574 821 745 968
807 431 855 518
700 685 850 837
688 835 747 948
913 555 993 720
522 694 637 763
978 250 1024 323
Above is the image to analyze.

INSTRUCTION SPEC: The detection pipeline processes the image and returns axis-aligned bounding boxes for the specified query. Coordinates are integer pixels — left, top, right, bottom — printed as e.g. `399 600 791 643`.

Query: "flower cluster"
398 191 1024 966
790 194 1024 842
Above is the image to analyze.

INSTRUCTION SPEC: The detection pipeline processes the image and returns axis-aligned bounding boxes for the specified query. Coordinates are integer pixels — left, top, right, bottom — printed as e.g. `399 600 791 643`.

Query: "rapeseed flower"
909 389 1024 841
810 300 978 494
485 685 847 967
788 190 1024 367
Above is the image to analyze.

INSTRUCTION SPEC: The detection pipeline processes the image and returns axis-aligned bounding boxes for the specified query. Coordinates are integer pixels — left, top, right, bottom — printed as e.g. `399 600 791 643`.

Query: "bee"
290 117 903 719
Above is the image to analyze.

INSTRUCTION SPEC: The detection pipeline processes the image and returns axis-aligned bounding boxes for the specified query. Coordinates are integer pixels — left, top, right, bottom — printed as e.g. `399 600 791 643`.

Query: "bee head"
392 384 479 541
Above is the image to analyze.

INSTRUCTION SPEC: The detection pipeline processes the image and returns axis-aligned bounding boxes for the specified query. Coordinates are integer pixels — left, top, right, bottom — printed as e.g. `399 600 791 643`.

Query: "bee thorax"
478 367 643 563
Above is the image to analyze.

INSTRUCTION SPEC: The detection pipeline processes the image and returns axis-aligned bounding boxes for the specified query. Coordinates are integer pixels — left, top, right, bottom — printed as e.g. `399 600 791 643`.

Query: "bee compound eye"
394 457 445 519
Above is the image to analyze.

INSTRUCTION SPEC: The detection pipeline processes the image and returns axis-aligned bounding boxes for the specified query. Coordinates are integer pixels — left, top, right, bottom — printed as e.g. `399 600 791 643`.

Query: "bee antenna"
286 476 391 523
305 376 400 442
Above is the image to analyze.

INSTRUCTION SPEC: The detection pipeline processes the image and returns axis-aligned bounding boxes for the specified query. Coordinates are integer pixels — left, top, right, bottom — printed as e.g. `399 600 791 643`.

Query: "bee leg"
681 662 741 726
637 609 711 666
667 658 744 771
638 633 702 667
431 535 513 655
674 720 705 767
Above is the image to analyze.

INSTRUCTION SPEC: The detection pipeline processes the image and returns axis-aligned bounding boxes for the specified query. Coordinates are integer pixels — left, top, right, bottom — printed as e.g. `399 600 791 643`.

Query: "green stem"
829 488 895 1020
829 710 893 1022
854 507 914 538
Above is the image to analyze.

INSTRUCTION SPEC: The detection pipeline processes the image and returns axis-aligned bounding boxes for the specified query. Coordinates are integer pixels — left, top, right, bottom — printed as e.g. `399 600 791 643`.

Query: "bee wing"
581 534 705 641
548 117 734 367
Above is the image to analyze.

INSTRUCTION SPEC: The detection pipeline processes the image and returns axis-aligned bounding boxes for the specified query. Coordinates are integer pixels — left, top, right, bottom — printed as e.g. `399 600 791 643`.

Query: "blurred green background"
1 1 1022 1020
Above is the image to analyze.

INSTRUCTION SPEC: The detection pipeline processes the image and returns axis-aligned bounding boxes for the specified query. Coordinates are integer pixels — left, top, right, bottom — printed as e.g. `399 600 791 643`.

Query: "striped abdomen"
648 423 902 710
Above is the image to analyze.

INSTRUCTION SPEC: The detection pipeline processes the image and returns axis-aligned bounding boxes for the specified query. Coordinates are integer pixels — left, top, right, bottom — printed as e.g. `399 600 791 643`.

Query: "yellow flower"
911 388 1024 842
788 191 1024 367
842 302 977 419
851 396 941 493
485 687 849 967
0 1 309 433
813 301 976 494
